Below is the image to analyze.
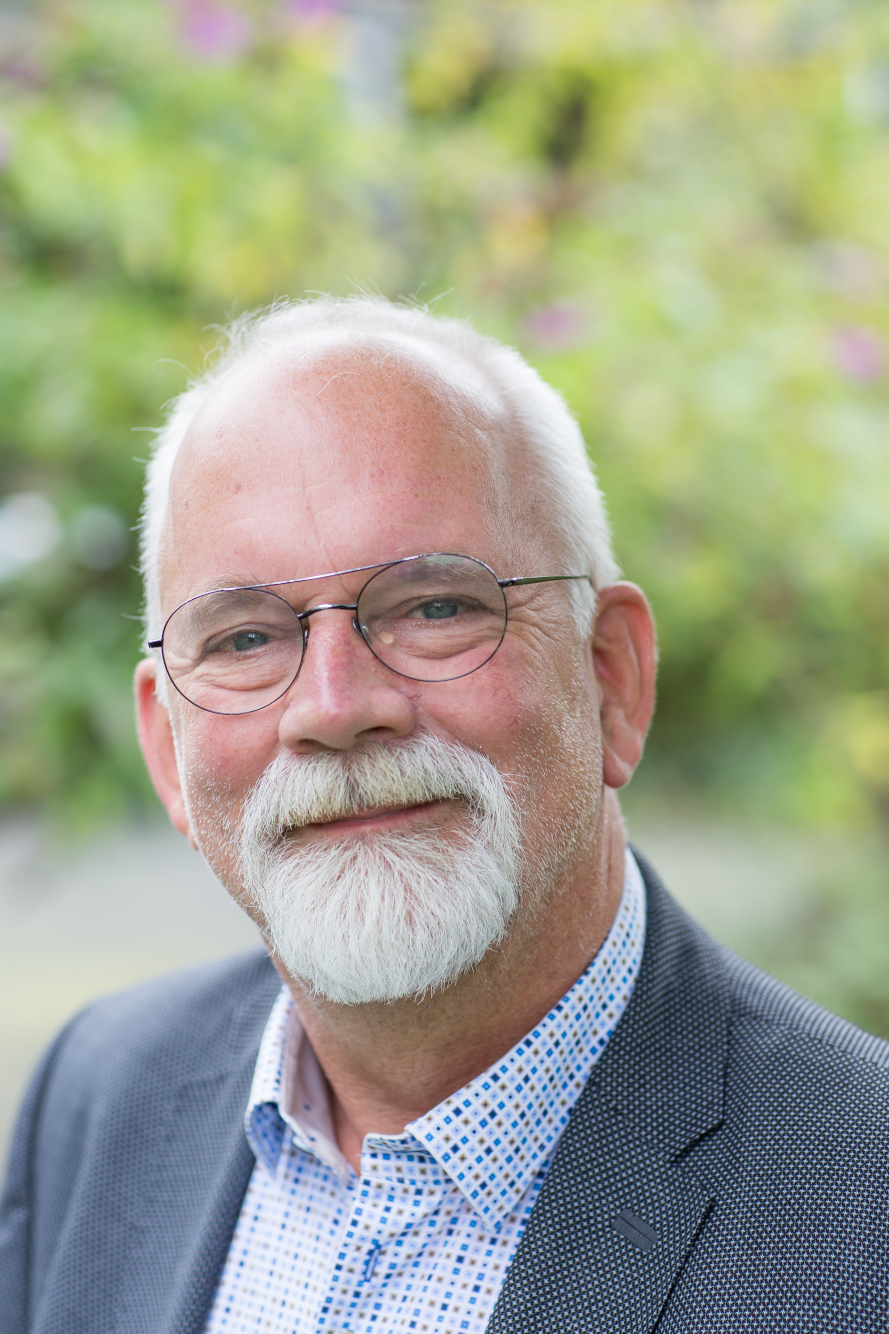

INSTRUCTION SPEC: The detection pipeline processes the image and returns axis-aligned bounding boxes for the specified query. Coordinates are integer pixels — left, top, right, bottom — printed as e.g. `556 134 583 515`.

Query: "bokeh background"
2 0 889 1150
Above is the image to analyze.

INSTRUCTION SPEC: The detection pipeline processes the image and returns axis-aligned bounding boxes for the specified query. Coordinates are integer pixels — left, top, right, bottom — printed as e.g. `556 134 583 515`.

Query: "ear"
590 582 657 790
134 658 196 846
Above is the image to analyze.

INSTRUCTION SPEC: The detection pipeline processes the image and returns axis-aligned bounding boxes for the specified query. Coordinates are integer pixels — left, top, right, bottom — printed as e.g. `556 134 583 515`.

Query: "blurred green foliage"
779 866 889 1036
2 0 889 835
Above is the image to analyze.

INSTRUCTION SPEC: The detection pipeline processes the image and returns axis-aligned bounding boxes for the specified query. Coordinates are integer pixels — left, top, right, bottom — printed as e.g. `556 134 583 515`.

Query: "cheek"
503 676 605 882
514 697 604 819
504 646 603 823
428 641 601 792
419 660 541 759
173 709 278 834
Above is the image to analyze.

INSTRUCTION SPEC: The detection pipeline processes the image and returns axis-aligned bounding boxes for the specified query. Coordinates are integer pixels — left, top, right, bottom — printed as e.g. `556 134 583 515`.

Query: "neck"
276 789 628 1172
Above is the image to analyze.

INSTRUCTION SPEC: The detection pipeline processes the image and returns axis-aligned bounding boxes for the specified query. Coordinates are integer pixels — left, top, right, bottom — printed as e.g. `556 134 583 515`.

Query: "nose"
278 607 417 753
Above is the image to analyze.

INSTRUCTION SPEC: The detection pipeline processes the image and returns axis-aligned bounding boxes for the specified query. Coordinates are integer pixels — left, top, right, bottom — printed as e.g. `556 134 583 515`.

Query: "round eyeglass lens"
161 587 304 714
356 554 507 682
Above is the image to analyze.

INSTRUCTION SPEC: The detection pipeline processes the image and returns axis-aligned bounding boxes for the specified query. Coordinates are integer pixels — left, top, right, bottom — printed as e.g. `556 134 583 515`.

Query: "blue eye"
416 598 460 620
231 630 270 651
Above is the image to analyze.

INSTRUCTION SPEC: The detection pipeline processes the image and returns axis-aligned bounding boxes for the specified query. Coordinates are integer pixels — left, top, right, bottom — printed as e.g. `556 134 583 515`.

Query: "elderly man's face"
137 342 648 981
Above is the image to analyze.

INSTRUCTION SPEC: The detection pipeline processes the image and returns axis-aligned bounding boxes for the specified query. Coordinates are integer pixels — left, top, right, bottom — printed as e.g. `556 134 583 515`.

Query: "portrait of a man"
1 296 886 1333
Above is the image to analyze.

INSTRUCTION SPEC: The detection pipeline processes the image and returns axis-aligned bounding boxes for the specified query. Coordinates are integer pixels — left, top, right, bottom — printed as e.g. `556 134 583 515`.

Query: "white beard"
238 732 521 1005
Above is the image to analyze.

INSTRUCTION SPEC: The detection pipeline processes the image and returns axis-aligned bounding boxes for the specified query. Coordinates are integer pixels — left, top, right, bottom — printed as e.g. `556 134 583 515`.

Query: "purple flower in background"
832 326 886 383
523 302 587 353
288 0 342 20
0 59 44 90
172 0 253 60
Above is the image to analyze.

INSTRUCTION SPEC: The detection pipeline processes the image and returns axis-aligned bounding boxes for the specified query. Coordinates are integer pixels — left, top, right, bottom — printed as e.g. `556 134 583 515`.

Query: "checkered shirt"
204 848 646 1333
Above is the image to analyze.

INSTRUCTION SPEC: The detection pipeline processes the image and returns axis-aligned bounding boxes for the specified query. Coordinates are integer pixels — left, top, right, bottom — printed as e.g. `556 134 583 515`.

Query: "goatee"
238 732 521 1005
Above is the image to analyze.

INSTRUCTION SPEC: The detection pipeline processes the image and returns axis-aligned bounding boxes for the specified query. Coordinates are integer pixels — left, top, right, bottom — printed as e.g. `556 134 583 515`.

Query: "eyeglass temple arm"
499 574 592 588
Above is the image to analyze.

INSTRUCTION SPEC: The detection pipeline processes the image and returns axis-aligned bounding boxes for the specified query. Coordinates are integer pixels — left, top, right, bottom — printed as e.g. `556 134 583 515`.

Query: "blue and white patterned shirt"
205 849 646 1333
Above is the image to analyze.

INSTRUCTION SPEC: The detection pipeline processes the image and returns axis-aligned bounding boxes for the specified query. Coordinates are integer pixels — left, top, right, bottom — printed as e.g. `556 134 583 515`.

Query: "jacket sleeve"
0 1016 87 1334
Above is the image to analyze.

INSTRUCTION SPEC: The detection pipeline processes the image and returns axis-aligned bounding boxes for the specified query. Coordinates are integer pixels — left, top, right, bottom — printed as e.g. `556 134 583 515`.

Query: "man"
1 296 886 1334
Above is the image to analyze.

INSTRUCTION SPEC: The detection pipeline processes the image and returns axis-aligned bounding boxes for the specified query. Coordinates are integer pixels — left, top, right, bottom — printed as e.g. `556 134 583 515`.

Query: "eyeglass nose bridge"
296 601 364 656
298 602 359 620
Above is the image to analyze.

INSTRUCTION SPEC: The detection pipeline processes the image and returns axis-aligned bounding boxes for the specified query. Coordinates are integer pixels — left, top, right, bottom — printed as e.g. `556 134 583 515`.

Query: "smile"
289 798 459 838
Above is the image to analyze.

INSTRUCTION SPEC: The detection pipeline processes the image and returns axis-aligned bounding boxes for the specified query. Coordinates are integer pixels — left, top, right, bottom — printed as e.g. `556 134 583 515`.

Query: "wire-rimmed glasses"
148 552 591 716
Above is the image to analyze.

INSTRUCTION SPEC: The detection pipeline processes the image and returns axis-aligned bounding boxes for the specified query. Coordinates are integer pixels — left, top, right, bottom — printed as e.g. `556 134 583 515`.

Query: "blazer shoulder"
719 945 889 1070
53 947 281 1086
633 846 889 1074
71 946 279 1034
616 848 889 1163
15 950 280 1160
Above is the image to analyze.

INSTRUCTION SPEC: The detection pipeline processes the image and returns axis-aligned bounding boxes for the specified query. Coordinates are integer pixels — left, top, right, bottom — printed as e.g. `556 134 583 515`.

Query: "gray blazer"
2 855 888 1333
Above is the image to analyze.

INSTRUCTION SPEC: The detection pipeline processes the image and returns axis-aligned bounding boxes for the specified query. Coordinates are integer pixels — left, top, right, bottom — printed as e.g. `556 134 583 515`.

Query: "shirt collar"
245 848 646 1227
246 988 346 1179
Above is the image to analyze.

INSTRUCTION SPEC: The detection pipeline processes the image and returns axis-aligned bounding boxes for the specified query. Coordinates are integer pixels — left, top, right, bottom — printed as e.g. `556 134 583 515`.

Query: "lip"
295 799 452 838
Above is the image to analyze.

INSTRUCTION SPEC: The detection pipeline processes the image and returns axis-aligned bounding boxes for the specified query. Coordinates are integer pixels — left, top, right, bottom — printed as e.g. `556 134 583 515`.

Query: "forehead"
161 339 521 608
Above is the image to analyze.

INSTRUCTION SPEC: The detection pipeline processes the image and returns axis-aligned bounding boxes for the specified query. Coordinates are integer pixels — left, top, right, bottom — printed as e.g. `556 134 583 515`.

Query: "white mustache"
241 733 512 845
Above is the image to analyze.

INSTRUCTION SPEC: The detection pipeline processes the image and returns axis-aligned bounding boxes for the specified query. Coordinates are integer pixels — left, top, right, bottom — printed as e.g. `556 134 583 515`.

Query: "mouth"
285 798 460 841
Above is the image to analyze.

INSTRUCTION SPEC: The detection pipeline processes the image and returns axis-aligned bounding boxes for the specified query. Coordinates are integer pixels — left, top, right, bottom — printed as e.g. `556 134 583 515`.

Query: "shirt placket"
317 1137 455 1331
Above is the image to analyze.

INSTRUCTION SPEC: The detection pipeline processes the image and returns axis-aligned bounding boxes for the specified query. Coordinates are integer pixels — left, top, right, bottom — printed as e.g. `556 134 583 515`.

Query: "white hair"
139 295 619 647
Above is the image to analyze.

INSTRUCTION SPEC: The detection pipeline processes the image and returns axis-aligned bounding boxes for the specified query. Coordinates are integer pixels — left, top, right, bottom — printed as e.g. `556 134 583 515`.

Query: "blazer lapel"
485 1091 714 1334
487 855 730 1334
113 967 279 1334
